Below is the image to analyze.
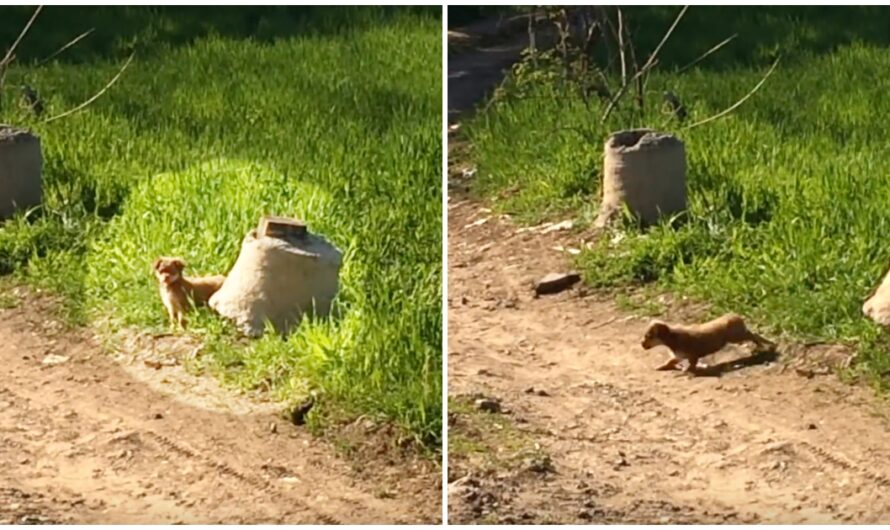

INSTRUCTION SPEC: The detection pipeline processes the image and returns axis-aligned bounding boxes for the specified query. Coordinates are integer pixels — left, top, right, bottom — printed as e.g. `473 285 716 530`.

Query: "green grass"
462 6 890 387
0 7 441 445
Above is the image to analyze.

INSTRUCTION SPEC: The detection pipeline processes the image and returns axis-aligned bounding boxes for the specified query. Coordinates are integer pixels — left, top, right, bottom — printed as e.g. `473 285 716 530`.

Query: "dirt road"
447 197 890 523
0 294 439 524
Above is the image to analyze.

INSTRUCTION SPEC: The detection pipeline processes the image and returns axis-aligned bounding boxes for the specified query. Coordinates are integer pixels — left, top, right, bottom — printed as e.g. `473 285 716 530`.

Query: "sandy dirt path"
0 296 440 524
447 197 890 524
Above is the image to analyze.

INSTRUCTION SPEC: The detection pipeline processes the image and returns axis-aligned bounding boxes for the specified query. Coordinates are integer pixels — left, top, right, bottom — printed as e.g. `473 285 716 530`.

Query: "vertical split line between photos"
440 3 449 525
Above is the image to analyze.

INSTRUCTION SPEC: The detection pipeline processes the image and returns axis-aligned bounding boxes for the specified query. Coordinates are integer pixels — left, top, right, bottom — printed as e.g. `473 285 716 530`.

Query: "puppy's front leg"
656 356 681 371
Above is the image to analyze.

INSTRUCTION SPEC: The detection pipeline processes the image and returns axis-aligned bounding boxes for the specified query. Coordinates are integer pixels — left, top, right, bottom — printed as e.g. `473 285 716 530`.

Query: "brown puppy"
641 313 775 373
152 257 226 328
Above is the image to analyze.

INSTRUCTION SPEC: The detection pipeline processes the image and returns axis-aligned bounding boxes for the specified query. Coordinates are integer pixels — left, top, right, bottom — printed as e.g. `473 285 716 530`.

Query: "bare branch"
0 5 43 112
638 5 688 78
616 8 627 88
38 28 95 66
42 51 135 124
682 55 780 131
677 33 738 74
1 5 43 69
601 5 688 123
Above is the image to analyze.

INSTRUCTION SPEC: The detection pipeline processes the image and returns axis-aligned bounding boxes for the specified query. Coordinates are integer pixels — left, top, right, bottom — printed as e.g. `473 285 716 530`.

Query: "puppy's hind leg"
746 329 776 351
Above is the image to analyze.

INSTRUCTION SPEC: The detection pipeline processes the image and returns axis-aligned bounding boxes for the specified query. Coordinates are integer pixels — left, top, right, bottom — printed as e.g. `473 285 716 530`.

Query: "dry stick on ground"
681 55 780 131
42 51 135 124
600 5 689 124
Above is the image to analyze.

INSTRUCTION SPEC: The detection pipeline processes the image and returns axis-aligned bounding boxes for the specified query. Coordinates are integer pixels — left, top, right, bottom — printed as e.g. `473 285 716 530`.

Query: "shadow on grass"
0 6 440 64
449 6 890 71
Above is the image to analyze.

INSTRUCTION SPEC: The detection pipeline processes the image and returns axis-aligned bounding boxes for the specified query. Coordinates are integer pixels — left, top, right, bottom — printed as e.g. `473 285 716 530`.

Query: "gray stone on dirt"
474 398 501 414
41 354 70 366
525 453 554 474
534 272 581 296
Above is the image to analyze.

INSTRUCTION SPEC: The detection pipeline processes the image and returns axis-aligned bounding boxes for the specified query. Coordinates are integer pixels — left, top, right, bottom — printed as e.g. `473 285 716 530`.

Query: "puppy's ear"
152 258 162 271
172 258 185 271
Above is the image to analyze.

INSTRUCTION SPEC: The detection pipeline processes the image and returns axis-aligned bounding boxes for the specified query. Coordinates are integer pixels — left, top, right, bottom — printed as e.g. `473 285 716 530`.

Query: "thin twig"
0 5 43 110
677 33 738 74
0 5 42 68
37 28 95 66
42 51 135 124
623 15 644 115
616 8 627 88
682 55 780 131
601 5 688 123
638 5 688 77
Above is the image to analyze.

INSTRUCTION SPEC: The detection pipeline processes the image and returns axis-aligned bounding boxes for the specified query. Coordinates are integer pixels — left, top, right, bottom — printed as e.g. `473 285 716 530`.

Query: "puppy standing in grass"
152 257 226 328
641 313 776 373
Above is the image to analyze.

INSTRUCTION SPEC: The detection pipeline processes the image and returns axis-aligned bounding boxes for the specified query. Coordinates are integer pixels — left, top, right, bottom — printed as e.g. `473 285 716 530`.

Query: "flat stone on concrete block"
258 215 307 241
0 126 42 220
535 272 581 296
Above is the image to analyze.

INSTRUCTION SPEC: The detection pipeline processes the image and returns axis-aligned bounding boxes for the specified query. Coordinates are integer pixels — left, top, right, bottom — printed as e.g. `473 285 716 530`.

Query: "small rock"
534 272 582 296
42 354 70 366
525 454 554 473
152 413 163 420
577 509 593 520
270 422 278 434
475 398 501 414
807 423 818 430
143 359 163 370
541 219 574 233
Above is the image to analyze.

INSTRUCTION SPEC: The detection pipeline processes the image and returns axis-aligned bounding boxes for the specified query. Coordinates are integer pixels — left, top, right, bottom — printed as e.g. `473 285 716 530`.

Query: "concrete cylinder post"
0 126 42 220
209 217 342 337
595 129 686 228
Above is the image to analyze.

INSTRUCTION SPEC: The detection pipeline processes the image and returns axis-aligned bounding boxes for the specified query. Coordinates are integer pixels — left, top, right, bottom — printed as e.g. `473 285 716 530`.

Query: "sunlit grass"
0 7 442 444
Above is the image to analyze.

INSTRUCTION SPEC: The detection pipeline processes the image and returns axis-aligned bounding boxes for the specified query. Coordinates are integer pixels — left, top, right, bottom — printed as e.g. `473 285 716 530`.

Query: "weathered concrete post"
210 216 342 337
0 126 42 220
595 129 686 228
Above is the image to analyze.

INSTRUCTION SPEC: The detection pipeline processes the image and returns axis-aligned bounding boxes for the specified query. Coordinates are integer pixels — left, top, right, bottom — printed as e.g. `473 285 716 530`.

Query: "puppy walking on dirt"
641 313 776 373
152 257 226 328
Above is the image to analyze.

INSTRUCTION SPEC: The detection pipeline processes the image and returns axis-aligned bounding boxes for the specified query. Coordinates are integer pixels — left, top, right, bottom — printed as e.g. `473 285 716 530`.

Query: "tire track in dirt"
0 298 437 524
447 197 890 524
